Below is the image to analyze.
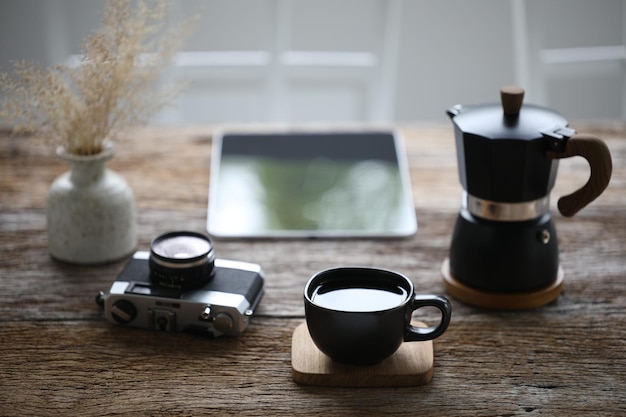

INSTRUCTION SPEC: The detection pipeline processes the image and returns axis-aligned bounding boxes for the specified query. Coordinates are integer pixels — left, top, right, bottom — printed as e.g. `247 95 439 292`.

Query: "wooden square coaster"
291 322 434 387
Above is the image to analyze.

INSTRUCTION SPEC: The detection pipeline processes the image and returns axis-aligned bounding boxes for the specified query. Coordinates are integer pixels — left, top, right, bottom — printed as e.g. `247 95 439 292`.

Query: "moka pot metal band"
464 192 550 222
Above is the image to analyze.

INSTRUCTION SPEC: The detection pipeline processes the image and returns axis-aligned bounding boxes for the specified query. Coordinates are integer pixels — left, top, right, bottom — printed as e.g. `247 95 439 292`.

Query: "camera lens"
149 231 216 290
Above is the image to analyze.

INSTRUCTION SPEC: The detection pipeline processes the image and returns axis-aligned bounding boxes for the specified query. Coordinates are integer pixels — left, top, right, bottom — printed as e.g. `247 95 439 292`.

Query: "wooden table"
1 123 625 416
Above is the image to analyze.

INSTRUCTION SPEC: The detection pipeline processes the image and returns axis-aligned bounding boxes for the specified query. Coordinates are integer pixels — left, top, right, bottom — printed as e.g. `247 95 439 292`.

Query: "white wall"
1 0 624 124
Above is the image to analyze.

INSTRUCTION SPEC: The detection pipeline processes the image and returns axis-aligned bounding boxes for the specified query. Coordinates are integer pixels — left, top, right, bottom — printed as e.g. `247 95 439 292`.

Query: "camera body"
101 251 265 337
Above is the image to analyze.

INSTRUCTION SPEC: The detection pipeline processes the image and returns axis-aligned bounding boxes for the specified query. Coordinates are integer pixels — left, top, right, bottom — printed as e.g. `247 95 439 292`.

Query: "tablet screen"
207 131 417 238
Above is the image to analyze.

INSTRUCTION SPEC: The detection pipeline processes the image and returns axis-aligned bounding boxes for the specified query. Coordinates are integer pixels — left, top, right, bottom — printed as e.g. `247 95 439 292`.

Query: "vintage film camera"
98 231 265 337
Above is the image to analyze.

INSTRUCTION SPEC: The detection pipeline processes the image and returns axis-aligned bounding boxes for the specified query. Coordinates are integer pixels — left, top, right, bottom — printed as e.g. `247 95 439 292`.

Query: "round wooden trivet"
441 258 564 310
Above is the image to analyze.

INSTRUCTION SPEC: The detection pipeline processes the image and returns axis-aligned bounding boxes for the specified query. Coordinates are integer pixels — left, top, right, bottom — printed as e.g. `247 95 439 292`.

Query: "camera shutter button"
213 312 234 332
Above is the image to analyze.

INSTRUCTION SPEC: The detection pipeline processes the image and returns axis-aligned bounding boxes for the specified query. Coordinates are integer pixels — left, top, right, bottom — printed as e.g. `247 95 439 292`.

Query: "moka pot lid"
447 86 571 147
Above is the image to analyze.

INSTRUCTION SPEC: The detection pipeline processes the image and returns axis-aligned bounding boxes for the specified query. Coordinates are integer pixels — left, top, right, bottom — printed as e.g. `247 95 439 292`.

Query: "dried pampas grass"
0 0 194 155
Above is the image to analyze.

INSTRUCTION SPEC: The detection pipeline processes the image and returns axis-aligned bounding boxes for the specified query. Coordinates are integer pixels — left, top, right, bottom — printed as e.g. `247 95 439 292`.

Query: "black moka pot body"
445 87 612 308
449 210 559 292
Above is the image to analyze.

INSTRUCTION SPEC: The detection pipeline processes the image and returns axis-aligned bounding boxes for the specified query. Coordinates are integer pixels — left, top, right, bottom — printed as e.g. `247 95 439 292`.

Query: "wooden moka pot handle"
546 134 612 217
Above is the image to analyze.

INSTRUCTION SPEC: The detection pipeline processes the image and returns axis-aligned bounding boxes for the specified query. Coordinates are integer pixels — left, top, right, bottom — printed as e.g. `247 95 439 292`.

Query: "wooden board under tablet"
291 322 434 387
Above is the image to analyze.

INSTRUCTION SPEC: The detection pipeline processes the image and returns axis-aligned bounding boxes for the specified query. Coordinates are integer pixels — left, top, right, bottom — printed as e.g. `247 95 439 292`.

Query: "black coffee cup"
304 267 452 365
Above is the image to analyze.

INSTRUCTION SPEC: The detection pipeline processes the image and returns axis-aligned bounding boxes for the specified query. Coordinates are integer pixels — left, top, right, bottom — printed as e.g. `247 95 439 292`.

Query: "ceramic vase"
46 141 137 264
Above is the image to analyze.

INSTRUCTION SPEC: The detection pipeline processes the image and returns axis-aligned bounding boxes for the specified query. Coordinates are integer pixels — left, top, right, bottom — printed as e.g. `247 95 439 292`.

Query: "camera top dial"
149 231 216 290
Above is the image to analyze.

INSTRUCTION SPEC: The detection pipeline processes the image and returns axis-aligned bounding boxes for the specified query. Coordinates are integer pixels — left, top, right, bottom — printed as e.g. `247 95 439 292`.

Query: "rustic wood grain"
1 123 625 416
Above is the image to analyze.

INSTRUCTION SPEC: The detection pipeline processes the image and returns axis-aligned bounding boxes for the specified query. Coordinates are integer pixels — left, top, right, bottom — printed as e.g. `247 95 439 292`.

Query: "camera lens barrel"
149 231 216 290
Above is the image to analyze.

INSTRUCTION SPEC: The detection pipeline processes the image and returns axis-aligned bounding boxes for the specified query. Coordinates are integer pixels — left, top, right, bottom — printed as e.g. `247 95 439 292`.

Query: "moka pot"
442 86 612 309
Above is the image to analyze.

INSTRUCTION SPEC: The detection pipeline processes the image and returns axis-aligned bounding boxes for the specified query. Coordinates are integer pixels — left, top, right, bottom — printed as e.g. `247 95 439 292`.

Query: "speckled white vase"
47 141 137 264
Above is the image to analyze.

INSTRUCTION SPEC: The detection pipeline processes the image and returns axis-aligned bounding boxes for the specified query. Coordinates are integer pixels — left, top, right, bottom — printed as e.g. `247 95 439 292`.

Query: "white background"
1 0 624 124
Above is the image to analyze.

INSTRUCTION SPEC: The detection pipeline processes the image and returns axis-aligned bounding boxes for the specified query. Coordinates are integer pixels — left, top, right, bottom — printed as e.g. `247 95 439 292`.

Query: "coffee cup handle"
405 294 452 342
546 134 612 217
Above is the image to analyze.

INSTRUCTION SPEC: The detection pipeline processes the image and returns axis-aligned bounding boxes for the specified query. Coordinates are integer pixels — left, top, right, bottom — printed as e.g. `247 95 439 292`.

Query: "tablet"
207 130 417 238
